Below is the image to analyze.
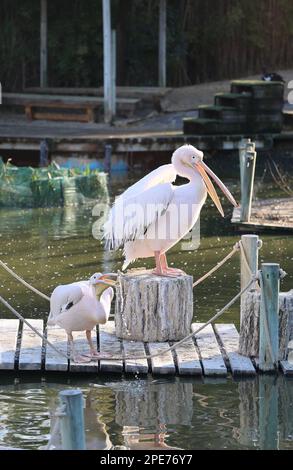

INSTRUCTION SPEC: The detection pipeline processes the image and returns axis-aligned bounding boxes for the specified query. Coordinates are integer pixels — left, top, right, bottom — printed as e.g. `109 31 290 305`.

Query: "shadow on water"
0 374 292 450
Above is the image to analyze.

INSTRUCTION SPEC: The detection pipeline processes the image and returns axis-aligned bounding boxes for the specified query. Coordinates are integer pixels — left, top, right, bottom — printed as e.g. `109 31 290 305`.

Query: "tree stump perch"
115 270 193 342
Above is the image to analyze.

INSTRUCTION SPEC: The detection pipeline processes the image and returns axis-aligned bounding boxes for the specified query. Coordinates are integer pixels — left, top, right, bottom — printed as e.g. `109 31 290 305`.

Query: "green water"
0 158 292 450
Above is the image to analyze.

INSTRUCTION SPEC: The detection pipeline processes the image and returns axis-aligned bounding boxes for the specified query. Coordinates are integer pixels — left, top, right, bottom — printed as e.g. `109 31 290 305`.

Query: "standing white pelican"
104 145 238 276
47 273 116 362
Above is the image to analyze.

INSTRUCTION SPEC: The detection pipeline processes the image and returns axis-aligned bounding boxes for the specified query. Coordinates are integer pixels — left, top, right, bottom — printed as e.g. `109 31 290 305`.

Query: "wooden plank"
192 323 227 376
45 326 68 371
214 323 256 376
148 342 176 375
19 320 43 370
32 112 90 122
99 321 123 373
280 360 293 375
69 330 99 373
173 337 202 375
0 320 19 370
123 340 148 375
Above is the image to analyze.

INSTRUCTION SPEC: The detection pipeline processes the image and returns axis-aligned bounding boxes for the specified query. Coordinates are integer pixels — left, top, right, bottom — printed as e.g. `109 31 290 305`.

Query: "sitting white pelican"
104 145 238 276
47 273 116 362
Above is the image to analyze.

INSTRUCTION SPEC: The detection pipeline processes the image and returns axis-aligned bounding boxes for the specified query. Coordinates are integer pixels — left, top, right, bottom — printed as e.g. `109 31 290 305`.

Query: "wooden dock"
0 319 292 377
232 197 293 232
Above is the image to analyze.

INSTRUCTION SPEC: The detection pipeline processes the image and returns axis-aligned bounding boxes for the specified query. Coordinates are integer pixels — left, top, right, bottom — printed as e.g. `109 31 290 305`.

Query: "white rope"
0 239 258 362
0 279 255 362
0 259 50 301
193 242 240 288
0 295 70 360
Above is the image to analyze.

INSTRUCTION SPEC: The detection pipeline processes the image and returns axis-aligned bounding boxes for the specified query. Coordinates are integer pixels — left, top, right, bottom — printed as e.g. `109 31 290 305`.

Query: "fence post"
239 138 251 194
104 144 112 176
259 263 280 372
59 390 86 450
240 147 257 222
40 139 49 167
240 234 260 324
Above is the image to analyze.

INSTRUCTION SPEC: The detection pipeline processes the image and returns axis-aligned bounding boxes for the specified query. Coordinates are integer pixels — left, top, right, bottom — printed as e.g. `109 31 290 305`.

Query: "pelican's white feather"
104 164 176 249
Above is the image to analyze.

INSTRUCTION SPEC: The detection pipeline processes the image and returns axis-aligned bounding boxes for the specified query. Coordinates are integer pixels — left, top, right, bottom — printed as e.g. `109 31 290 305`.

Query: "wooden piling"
240 234 260 324
239 138 251 194
59 390 86 450
259 263 280 372
104 144 112 175
240 148 257 222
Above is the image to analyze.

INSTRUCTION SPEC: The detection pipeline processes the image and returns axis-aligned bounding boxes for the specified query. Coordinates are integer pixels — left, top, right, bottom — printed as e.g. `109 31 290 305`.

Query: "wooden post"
239 139 253 194
240 148 257 222
40 0 48 88
259 263 280 372
39 139 49 167
59 390 86 450
158 0 167 87
259 376 278 449
111 30 116 116
240 234 260 323
104 144 112 175
115 270 193 342
102 0 113 123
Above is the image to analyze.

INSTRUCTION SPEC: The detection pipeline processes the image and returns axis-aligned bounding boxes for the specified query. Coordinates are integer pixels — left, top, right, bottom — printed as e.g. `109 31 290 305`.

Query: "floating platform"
0 319 292 377
231 197 293 232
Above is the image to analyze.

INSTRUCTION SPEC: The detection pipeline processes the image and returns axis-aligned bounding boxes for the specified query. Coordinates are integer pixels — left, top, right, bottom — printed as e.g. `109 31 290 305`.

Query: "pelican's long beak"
195 160 238 217
95 273 117 287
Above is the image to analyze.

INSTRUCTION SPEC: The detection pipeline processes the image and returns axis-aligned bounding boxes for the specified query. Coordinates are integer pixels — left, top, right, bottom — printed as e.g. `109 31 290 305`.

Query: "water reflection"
0 375 292 450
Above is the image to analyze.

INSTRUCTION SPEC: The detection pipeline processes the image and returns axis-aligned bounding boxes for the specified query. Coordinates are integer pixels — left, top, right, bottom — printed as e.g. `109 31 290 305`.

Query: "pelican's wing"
48 284 84 325
104 164 176 249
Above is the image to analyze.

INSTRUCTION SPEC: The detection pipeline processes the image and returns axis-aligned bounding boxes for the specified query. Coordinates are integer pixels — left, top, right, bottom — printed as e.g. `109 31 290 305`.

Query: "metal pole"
111 29 116 117
104 144 112 176
239 138 252 195
240 234 261 324
102 0 113 124
40 0 48 88
158 0 167 87
59 390 86 450
240 148 257 222
259 263 280 372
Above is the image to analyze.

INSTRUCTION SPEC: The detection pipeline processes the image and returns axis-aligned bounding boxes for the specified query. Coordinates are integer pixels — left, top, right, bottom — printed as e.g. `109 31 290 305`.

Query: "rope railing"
0 277 255 362
0 238 257 362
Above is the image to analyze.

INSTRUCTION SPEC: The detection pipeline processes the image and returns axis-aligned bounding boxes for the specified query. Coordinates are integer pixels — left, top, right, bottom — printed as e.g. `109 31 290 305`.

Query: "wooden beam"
102 0 113 123
40 0 48 88
158 0 167 87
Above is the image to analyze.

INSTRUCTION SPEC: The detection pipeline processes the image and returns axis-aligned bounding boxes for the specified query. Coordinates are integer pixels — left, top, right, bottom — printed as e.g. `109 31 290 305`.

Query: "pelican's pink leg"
160 253 186 276
85 330 114 360
152 252 185 277
68 332 91 363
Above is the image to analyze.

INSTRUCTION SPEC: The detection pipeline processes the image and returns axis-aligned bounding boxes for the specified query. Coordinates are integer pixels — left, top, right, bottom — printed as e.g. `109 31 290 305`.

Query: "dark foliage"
1 0 293 90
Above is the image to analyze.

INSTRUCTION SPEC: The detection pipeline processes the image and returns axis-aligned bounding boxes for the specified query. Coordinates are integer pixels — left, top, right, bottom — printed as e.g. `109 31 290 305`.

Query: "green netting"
0 158 109 208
